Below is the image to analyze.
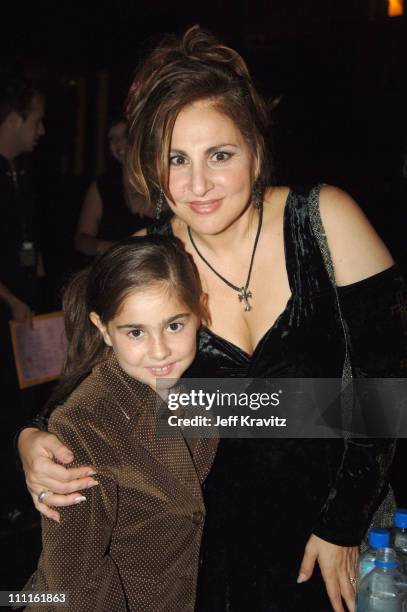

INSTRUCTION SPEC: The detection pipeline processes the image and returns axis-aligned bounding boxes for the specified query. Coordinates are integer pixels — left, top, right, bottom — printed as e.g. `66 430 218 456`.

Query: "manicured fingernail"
74 496 87 504
87 479 99 488
63 453 74 462
297 573 307 584
86 470 96 476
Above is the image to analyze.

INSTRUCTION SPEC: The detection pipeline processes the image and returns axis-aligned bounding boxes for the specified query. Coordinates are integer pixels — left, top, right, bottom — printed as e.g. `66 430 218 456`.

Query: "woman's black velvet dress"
149 186 406 611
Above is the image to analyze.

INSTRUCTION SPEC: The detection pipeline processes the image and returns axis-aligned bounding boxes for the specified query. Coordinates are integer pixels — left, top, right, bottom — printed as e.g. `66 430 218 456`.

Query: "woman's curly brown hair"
125 25 271 213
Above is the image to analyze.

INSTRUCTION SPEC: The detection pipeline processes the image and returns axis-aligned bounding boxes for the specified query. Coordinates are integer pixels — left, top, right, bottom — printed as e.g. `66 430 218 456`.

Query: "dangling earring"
251 179 263 209
156 189 164 220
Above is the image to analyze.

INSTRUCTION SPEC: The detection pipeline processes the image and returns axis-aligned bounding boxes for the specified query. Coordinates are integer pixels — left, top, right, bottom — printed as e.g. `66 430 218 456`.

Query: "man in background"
0 76 45 529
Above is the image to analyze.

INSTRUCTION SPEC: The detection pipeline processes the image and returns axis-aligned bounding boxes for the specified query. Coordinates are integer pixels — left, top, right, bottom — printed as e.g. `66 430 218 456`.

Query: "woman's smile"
188 198 223 214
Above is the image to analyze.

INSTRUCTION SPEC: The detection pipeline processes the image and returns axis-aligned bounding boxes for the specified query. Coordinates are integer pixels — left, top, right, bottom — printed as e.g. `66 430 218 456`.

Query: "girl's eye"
167 322 184 333
169 155 187 166
211 151 232 162
128 329 144 339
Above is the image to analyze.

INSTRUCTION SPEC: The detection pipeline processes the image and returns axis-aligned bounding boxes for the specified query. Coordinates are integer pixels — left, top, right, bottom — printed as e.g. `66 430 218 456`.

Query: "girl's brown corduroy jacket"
23 354 217 612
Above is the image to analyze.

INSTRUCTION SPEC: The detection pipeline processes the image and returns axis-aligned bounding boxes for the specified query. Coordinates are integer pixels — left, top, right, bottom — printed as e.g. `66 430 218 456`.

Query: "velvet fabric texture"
149 186 406 611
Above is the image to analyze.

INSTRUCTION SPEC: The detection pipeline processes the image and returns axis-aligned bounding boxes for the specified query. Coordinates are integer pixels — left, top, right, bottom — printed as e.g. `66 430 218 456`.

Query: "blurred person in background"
74 116 153 259
0 75 45 528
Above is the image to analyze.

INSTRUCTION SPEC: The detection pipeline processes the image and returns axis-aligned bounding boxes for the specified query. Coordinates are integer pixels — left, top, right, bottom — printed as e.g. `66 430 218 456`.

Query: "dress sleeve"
312 265 407 546
24 403 126 612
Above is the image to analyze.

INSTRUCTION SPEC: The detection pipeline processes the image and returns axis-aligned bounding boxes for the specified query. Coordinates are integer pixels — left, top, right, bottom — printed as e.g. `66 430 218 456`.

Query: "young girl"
22 235 214 612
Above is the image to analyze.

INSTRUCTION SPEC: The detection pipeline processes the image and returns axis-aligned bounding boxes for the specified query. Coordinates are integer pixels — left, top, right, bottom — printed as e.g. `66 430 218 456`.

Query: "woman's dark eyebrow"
205 144 238 155
116 313 190 329
170 144 238 156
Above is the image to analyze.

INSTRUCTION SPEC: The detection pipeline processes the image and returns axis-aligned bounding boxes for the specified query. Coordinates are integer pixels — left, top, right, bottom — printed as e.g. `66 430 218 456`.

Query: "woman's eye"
212 151 231 162
129 329 144 339
167 322 184 333
169 155 187 166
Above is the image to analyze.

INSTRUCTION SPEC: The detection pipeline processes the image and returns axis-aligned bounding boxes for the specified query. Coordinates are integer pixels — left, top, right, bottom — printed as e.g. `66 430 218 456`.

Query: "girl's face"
108 121 128 164
91 284 199 392
167 99 254 235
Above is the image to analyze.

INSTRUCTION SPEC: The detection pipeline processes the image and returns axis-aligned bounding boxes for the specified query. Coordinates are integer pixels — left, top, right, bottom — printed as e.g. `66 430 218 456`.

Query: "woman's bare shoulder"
318 185 394 286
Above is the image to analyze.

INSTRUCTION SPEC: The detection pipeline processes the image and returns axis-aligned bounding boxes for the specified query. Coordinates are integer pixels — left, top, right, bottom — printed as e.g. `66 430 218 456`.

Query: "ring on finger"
38 490 49 503
349 575 356 587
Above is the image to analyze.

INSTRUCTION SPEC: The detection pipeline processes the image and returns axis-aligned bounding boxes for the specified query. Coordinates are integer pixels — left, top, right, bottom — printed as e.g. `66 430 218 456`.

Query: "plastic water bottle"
356 547 407 611
357 528 391 587
393 508 407 575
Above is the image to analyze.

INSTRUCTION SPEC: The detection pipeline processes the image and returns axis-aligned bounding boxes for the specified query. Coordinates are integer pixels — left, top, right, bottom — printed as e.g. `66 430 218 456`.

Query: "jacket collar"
92 353 216 498
95 353 158 419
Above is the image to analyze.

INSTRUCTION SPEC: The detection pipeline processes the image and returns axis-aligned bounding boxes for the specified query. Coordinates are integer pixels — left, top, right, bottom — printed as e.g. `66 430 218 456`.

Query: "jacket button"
192 510 204 525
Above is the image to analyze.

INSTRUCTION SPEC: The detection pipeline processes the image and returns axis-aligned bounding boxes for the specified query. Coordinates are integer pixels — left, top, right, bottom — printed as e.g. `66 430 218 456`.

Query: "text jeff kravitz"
167 414 287 427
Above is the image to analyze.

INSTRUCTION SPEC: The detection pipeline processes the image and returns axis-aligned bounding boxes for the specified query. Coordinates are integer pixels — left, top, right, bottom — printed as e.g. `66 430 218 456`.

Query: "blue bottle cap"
394 508 407 529
368 528 390 549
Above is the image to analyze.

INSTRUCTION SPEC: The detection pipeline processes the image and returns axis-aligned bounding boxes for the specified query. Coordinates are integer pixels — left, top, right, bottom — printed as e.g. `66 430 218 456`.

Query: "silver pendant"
238 287 253 312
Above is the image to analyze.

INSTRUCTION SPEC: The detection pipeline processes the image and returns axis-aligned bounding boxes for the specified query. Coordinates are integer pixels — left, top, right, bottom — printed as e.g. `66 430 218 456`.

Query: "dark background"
0 0 406 596
2 0 406 287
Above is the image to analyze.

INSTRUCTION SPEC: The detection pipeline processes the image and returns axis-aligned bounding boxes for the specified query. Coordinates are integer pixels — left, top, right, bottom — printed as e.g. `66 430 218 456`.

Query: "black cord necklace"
187 204 263 312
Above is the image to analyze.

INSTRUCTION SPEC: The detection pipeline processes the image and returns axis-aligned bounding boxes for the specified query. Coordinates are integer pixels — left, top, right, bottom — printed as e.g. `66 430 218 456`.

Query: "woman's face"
168 100 254 235
108 121 128 164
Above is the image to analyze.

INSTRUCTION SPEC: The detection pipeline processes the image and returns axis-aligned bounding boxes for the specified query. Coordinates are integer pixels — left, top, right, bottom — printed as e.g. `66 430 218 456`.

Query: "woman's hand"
18 428 98 522
297 534 358 612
